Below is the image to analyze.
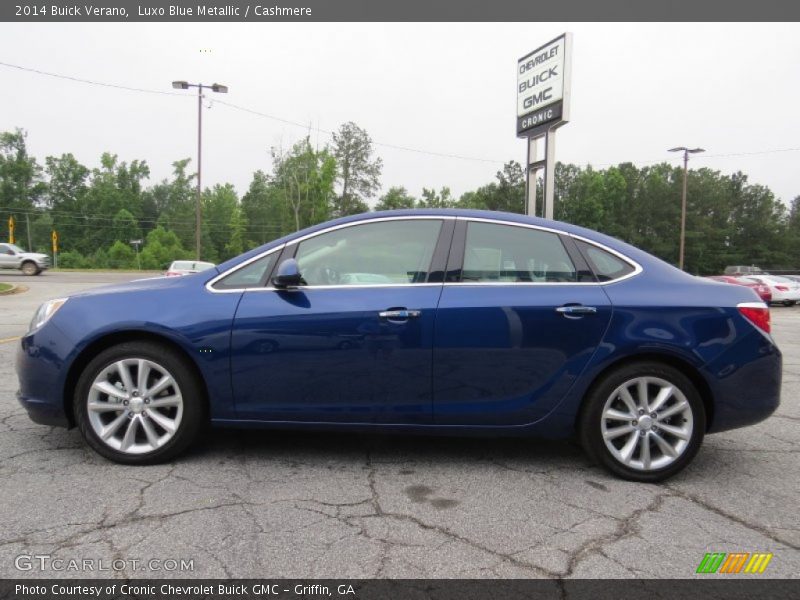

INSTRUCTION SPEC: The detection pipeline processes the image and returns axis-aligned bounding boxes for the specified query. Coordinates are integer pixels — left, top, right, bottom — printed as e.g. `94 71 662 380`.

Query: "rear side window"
213 252 279 290
462 222 577 283
576 240 635 282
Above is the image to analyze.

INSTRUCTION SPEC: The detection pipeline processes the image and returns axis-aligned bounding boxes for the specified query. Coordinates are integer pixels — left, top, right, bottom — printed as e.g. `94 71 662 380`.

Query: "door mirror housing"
272 258 304 289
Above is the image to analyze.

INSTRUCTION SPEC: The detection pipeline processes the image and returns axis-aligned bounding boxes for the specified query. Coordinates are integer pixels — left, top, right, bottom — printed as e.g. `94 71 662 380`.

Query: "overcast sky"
1 22 798 205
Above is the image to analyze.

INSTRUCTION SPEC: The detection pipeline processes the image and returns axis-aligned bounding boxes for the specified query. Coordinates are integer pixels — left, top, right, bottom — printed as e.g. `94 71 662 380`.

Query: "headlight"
29 298 68 332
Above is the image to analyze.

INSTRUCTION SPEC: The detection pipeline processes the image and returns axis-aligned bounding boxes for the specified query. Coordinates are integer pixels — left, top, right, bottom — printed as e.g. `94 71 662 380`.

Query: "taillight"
738 302 771 334
775 285 789 291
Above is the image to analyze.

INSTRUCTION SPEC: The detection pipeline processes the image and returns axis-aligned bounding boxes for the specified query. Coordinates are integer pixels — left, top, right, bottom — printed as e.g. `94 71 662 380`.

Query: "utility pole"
25 213 32 252
668 146 705 270
171 80 229 260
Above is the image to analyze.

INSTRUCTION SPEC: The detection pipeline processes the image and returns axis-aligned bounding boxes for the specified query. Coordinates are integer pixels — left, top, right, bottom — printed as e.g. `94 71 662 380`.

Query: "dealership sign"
517 33 571 136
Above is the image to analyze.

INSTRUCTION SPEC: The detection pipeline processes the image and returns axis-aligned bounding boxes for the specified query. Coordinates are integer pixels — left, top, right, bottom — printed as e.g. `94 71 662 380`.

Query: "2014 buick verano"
16 210 781 481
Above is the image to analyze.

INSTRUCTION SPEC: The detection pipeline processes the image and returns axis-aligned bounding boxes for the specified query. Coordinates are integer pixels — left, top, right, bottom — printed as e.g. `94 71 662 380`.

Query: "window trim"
443 217 642 287
205 215 455 294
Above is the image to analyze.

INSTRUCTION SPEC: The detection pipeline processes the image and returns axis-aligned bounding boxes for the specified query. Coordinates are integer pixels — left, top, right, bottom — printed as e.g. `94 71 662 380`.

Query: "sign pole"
544 128 557 219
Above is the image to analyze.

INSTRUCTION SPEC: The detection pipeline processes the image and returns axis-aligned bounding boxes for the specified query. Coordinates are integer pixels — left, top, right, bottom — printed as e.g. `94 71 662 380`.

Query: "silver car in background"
739 275 800 306
0 243 50 275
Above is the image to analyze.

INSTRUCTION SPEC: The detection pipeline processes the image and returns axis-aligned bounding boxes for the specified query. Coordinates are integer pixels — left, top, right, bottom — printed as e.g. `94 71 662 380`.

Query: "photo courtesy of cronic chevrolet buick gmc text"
15 210 781 482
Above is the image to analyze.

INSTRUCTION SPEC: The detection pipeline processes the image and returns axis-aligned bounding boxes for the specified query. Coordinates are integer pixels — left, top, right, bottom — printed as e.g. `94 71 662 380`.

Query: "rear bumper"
702 330 782 433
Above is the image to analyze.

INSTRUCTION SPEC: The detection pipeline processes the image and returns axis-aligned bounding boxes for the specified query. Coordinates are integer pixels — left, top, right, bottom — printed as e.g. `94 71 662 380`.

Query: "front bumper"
16 390 69 427
15 325 72 429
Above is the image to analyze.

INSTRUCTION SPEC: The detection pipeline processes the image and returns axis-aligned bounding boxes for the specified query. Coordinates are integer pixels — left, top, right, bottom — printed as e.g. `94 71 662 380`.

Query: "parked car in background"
704 275 772 303
0 243 50 275
724 265 764 276
16 210 782 482
164 260 216 277
739 275 800 306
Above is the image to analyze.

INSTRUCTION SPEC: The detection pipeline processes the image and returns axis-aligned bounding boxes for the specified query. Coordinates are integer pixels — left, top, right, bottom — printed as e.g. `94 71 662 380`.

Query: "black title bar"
2 0 800 21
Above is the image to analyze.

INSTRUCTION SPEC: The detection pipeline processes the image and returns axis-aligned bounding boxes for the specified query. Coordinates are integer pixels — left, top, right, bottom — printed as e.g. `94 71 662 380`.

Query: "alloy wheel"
86 358 184 455
600 376 693 471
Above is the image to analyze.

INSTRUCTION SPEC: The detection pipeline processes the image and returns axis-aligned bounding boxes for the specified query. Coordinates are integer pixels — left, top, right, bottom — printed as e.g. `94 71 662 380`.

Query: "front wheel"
579 361 705 482
74 341 206 464
21 261 40 276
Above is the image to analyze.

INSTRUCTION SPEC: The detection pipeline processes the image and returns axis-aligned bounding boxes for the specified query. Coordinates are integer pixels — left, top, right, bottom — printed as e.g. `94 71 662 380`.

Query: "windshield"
7 244 25 253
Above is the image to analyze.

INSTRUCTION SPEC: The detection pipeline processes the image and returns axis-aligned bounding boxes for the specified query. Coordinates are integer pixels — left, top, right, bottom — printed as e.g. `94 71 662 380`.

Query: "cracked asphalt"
0 272 798 579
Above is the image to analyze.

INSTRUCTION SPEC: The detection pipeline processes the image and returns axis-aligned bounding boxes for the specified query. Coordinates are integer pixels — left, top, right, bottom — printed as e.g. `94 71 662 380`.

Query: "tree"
418 187 455 208
0 129 45 212
375 186 416 211
330 122 382 216
271 138 336 232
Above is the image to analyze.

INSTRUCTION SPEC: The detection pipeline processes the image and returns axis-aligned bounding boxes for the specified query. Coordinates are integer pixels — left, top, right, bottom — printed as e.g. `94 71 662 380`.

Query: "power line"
2 60 798 170
0 61 185 97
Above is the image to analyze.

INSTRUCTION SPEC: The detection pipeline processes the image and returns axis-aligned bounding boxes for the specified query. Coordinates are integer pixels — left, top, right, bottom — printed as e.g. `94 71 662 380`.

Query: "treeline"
1 126 798 274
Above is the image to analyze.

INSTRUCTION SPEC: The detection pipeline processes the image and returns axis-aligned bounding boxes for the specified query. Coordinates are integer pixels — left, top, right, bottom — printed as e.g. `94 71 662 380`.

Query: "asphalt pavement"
0 272 797 578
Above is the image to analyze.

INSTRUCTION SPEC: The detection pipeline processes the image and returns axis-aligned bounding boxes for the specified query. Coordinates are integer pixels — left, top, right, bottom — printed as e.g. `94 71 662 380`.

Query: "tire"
579 361 705 482
21 261 40 276
783 301 795 307
73 340 206 465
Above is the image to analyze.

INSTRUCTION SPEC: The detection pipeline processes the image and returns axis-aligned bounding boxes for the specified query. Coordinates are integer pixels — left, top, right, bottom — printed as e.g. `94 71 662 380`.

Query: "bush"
56 250 88 269
107 240 136 269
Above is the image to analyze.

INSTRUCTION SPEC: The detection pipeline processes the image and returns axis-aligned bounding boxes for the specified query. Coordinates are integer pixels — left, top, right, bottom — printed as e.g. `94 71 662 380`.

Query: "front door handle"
379 309 421 320
556 305 597 316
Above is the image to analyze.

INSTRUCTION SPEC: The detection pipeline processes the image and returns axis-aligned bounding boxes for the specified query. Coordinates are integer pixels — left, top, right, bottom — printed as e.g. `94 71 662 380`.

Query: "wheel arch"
574 352 715 433
63 330 209 428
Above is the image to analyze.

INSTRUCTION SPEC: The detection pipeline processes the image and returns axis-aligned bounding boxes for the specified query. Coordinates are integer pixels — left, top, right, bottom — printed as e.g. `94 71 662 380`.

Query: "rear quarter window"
576 240 636 282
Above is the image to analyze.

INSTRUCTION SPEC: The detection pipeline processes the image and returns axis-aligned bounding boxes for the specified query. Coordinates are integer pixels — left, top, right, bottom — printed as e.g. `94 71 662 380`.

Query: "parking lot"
0 272 798 578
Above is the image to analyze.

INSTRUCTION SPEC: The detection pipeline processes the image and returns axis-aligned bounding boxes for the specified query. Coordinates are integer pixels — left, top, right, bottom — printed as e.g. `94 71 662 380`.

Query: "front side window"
295 220 442 286
213 252 279 290
461 222 578 283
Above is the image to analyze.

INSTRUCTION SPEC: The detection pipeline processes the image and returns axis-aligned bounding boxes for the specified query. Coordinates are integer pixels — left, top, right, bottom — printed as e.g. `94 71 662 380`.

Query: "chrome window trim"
205 215 452 294
205 244 286 294
448 217 643 287
205 214 643 294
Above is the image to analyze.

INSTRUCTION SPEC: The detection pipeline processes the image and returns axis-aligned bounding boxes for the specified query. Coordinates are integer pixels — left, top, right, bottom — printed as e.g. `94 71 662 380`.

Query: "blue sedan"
16 210 781 481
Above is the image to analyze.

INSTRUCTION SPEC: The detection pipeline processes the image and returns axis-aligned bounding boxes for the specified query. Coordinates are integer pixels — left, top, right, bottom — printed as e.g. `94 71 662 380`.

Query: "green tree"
375 186 417 211
330 122 382 216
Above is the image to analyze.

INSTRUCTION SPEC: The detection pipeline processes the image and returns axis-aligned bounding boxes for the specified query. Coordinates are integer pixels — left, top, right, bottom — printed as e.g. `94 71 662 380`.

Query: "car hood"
69 270 216 298
21 252 49 260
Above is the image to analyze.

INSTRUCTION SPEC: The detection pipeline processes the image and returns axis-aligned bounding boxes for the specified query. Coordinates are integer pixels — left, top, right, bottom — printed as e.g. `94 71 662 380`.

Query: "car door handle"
379 309 421 320
556 305 597 316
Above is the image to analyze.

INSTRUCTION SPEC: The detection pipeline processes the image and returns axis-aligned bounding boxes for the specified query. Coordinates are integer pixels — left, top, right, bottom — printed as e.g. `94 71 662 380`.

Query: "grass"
0 283 12 293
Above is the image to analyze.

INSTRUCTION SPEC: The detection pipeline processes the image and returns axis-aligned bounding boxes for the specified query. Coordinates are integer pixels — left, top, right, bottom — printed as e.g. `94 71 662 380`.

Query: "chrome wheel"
600 376 693 471
86 358 183 455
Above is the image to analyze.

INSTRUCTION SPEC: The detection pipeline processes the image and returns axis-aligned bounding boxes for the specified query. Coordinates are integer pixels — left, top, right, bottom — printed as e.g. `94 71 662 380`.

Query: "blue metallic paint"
16 209 781 439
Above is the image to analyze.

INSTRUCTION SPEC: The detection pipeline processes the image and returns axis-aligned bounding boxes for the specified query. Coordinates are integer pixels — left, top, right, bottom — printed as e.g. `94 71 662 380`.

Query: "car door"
0 244 16 269
432 219 613 426
230 217 453 424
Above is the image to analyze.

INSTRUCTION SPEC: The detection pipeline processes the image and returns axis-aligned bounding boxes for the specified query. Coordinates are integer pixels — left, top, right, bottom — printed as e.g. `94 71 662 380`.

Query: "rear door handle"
556 305 597 316
379 309 421 320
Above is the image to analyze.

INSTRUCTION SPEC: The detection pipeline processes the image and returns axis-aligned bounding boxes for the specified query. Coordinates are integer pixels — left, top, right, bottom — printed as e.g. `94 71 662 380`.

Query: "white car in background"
739 275 800 306
164 260 216 277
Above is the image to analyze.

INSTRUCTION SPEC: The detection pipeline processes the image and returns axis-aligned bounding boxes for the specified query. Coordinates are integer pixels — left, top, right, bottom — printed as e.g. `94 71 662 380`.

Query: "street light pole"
668 146 705 270
172 80 229 260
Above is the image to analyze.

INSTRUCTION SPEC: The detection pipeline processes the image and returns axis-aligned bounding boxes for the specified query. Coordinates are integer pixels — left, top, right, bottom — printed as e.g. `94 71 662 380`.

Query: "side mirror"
272 258 304 289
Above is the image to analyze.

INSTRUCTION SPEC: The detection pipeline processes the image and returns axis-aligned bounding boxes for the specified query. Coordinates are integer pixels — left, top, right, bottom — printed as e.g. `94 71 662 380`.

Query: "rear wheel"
74 341 206 464
579 361 705 482
21 261 40 276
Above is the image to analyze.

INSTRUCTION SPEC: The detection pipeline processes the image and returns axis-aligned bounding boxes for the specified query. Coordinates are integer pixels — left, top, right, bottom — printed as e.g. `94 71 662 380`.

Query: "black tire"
73 340 206 465
782 301 795 307
21 261 40 276
579 361 705 482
